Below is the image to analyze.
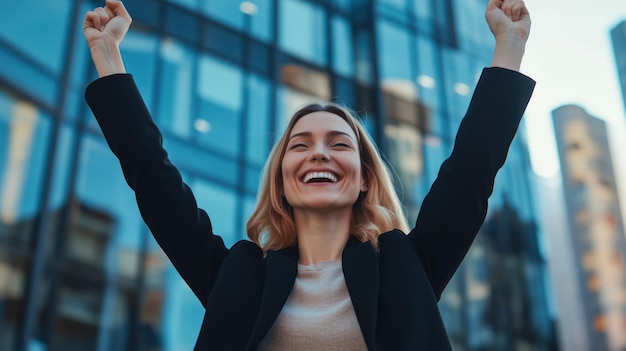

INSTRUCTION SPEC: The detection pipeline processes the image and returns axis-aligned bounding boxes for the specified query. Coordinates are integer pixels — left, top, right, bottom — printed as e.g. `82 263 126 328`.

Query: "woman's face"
281 111 368 212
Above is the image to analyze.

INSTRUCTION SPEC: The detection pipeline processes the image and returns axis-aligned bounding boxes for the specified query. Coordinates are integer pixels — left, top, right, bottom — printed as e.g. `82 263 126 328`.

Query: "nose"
310 143 329 162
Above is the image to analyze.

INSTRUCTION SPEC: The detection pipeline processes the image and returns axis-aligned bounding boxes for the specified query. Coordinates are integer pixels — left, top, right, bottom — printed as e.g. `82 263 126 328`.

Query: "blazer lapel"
342 239 379 350
245 248 298 350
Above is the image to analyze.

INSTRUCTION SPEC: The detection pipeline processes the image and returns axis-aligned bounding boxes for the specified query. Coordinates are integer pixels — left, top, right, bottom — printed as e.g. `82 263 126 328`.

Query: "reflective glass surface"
191 177 239 247
0 90 52 247
245 74 272 166
415 35 441 108
331 15 355 77
0 249 29 350
65 2 94 120
203 2 247 32
279 0 327 66
441 46 478 129
247 0 275 43
196 54 243 157
376 0 409 24
0 0 72 75
50 134 144 350
377 21 412 81
452 0 493 53
48 124 76 216
157 39 196 139
166 0 199 10
412 0 434 30
202 0 274 43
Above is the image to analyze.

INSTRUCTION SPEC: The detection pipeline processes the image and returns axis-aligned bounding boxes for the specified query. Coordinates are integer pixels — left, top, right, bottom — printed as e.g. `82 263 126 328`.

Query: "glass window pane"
196 55 243 157
451 0 492 52
377 21 412 80
160 264 204 351
203 22 244 63
157 39 195 139
0 250 30 350
355 29 373 85
65 2 95 121
331 15 354 77
73 136 144 270
0 0 71 74
0 90 52 247
441 46 479 128
163 135 239 188
384 122 424 219
167 0 199 10
165 5 201 44
412 0 434 32
415 35 440 110
331 0 352 12
246 74 271 166
202 1 245 31
333 77 356 108
49 124 76 213
376 0 408 24
248 0 274 43
52 134 145 350
279 0 327 66
242 195 257 237
191 178 239 247
245 166 263 197
0 45 58 108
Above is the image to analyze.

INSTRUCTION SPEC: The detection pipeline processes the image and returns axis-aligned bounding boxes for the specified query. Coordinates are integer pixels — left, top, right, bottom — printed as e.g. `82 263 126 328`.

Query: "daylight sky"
520 0 626 226
521 0 626 178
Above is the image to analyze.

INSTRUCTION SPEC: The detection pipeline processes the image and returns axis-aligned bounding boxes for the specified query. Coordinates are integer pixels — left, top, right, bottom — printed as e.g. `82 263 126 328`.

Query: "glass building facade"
552 105 626 351
0 0 556 350
612 20 626 116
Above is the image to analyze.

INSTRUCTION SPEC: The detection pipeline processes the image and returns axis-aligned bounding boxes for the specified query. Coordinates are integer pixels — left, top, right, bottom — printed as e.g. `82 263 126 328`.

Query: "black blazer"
85 67 535 350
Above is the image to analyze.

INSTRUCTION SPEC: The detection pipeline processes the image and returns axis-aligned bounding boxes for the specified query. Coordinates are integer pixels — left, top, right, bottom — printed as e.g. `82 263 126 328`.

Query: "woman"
83 0 534 349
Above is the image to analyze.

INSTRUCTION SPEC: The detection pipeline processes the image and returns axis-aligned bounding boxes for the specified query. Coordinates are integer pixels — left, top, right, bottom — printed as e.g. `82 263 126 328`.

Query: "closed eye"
332 142 352 148
289 143 307 150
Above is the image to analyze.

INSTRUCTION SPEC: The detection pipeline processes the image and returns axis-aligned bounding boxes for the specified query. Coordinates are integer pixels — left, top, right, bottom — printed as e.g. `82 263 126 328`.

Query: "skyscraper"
552 104 626 351
0 0 555 350
611 20 626 115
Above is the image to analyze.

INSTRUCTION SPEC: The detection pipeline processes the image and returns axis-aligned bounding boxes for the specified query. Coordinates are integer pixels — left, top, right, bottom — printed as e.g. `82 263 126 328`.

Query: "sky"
521 0 626 220
522 0 625 176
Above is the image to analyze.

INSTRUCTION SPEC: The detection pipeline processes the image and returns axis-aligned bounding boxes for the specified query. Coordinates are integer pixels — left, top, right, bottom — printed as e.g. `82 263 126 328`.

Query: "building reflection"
552 105 626 351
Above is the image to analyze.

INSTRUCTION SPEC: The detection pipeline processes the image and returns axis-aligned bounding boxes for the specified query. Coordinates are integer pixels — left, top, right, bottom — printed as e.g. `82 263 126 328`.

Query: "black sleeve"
407 67 536 300
85 74 230 306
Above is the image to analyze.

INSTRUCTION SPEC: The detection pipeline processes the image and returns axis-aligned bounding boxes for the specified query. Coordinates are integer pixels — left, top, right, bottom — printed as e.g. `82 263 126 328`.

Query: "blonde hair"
246 103 409 252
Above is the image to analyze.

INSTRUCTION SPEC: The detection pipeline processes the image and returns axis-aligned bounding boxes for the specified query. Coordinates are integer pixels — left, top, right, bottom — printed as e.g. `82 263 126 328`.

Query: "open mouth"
302 171 339 183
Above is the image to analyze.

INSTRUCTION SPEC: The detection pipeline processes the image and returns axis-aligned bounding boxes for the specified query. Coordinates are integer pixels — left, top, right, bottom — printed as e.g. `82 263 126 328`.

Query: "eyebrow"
288 130 354 141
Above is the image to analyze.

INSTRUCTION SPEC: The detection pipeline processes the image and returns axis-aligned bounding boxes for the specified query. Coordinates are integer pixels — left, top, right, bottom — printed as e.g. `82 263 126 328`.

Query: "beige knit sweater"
257 260 367 350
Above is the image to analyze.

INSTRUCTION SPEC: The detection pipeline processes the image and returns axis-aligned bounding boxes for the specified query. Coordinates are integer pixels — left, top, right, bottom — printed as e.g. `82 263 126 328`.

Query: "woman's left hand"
486 0 531 43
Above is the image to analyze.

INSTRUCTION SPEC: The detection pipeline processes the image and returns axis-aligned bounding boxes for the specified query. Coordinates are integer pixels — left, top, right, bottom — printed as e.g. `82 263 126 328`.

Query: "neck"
293 208 352 265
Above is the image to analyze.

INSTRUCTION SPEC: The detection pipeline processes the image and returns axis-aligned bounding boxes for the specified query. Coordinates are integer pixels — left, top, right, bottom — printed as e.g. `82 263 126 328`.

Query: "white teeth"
304 172 338 183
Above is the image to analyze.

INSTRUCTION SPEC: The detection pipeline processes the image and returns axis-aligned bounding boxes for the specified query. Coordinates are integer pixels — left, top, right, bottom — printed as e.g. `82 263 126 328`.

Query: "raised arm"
407 0 534 299
83 1 229 305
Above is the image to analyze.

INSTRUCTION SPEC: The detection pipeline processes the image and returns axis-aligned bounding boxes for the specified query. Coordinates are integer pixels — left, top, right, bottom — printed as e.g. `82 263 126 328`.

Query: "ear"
360 174 369 192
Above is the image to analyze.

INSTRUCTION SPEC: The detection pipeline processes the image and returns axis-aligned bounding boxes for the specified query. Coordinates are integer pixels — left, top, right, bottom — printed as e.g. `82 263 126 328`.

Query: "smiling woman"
247 104 409 259
82 0 535 349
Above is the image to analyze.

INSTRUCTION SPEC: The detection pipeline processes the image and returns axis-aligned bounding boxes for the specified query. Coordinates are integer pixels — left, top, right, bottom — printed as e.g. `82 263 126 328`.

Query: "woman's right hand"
83 0 131 77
